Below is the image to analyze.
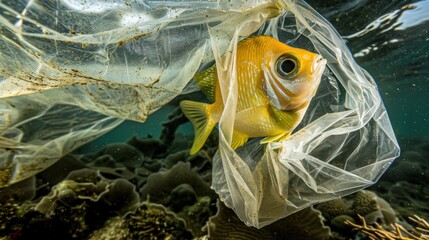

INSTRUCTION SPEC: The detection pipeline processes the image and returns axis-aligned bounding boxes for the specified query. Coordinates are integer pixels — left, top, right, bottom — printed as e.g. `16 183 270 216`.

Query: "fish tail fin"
180 100 216 155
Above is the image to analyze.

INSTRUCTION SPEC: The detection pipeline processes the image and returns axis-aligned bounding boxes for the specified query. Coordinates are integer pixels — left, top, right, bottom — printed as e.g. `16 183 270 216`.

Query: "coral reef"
140 162 217 236
352 190 397 226
208 200 331 240
0 177 36 203
35 168 139 216
139 162 216 203
1 105 428 240
386 181 429 220
313 190 403 239
0 104 216 239
88 203 193 240
315 198 350 221
370 139 429 221
37 155 88 186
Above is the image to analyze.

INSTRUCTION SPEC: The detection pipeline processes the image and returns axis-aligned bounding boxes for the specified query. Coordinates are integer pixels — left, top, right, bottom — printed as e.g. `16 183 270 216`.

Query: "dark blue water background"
77 0 429 153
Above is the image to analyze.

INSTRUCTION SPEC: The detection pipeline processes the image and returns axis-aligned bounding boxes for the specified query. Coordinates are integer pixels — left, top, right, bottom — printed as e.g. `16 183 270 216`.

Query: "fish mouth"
311 55 327 75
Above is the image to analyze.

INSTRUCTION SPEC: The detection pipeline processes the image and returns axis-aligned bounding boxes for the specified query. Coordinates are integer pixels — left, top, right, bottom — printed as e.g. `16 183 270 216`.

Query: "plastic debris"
0 0 399 228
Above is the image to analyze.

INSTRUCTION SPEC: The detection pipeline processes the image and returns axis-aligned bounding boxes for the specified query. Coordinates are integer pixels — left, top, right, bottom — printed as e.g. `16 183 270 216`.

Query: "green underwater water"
309 0 429 138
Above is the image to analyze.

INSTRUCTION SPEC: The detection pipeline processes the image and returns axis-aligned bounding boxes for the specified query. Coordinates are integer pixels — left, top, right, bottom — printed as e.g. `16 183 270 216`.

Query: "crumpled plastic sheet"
0 0 399 228
0 0 274 186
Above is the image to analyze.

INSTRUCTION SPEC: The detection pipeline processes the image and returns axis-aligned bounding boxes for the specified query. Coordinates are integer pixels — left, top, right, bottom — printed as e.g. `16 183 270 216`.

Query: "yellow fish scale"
235 37 268 112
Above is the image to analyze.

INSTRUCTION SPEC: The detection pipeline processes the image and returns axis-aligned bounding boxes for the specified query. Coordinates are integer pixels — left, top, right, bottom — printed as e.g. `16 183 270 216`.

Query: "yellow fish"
181 36 326 154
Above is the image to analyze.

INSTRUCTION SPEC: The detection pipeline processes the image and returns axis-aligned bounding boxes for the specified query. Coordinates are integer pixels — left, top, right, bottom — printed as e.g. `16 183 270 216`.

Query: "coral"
385 181 429 221
207 201 331 240
315 198 350 221
139 162 216 204
163 150 213 183
0 177 35 203
37 155 88 186
17 204 92 239
35 168 139 216
376 196 397 226
331 214 355 230
88 154 139 182
267 206 331 240
87 217 129 240
88 202 193 240
370 138 429 222
410 216 429 238
39 104 216 238
134 166 153 188
139 162 217 236
92 143 145 170
164 150 189 169
159 106 189 147
382 160 427 185
312 190 400 239
2 168 141 240
353 191 379 217
89 154 120 169
207 201 269 240
345 215 429 240
0 200 26 237
352 190 397 226
179 196 214 237
169 184 198 212
82 108 214 189
185 151 213 182
126 203 193 240
0 178 36 239
127 136 167 159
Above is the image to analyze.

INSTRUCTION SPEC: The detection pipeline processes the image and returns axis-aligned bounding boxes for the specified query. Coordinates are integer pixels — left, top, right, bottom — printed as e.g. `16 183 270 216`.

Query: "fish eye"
276 55 299 79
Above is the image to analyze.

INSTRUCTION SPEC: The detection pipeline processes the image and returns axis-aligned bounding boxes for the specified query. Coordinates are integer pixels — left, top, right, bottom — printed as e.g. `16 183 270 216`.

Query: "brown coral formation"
208 201 331 240
88 203 193 240
1 101 428 240
139 162 217 236
315 198 350 220
371 139 429 221
35 169 140 216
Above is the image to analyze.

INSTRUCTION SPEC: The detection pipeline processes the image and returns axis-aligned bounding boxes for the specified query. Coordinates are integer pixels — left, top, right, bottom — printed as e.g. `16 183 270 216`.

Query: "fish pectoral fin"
180 100 216 155
231 131 249 150
260 132 291 144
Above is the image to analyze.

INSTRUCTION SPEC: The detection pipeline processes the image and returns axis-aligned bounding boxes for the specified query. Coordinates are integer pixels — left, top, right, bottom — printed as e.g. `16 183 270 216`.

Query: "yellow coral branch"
345 215 429 240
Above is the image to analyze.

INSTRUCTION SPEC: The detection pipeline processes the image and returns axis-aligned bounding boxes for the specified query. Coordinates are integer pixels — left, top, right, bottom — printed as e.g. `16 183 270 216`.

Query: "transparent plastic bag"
210 1 400 228
0 0 399 229
0 0 278 186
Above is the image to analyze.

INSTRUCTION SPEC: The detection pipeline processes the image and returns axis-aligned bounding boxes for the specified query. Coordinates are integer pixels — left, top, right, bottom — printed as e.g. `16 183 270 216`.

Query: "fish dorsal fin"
194 65 217 102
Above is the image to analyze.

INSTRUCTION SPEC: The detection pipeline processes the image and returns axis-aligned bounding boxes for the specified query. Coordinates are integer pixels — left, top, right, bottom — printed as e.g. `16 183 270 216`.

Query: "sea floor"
1 104 428 239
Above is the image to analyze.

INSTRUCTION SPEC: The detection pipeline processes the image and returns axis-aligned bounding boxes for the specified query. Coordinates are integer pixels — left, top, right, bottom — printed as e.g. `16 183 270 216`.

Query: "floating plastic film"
210 0 400 228
0 0 399 229
0 0 279 187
